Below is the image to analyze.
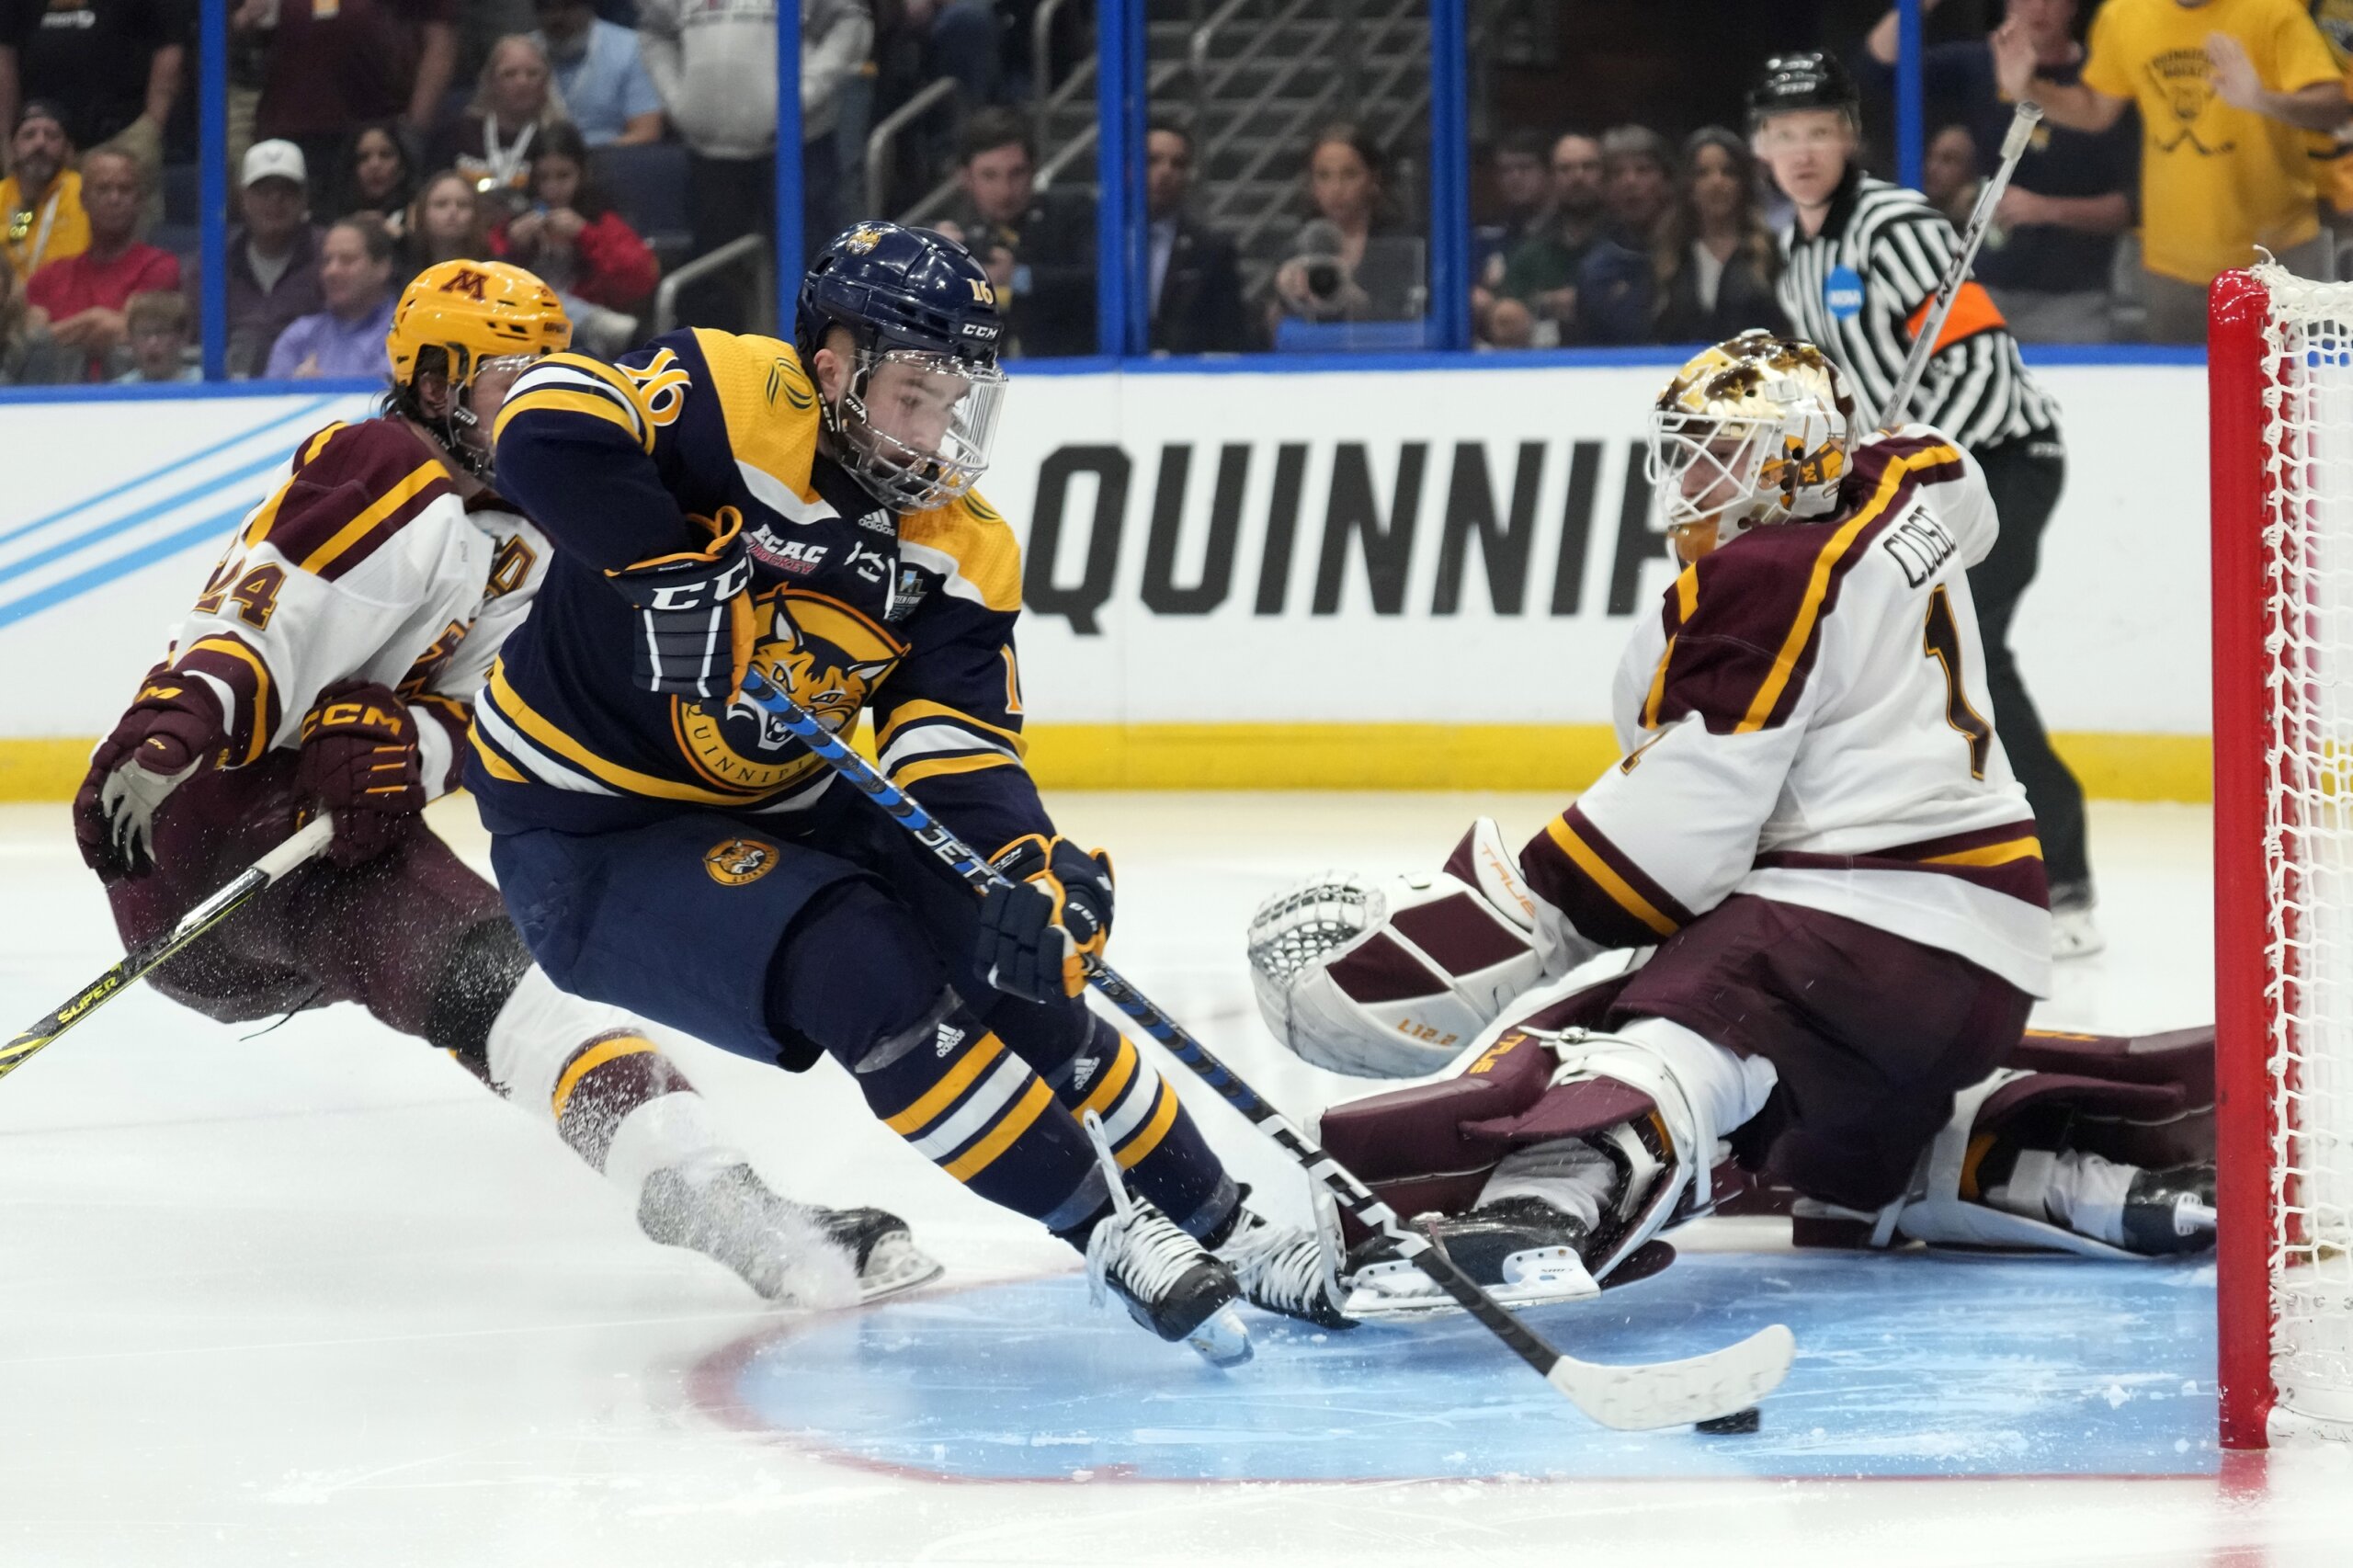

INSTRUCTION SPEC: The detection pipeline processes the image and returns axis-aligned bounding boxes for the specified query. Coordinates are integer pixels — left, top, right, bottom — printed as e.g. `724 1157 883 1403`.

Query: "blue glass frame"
58 0 2171 401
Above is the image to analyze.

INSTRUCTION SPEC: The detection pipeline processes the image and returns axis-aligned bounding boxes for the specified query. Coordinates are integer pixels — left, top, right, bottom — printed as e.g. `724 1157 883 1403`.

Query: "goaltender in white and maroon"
1249 330 2214 1322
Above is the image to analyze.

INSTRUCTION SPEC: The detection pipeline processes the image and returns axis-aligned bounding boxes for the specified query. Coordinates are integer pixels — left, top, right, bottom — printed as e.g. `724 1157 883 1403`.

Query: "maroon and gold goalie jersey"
471 327 1051 858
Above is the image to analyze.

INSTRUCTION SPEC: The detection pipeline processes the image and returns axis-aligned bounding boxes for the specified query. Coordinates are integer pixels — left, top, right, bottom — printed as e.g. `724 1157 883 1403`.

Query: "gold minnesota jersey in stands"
154 417 551 795
472 326 1051 854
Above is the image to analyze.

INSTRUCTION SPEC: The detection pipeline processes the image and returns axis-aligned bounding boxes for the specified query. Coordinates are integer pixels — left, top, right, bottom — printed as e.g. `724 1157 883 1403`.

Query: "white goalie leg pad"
1540 1017 1779 1279
1874 1070 2143 1259
1245 818 1548 1079
486 965 745 1209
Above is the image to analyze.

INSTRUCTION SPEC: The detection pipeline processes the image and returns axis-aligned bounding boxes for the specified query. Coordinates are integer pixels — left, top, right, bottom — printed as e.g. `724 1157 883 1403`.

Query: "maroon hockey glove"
295 679 425 867
974 834 1115 1002
75 663 226 879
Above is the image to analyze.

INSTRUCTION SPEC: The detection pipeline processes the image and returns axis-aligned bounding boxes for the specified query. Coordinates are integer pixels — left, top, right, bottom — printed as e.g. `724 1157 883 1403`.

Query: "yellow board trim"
884 1029 1007 1136
1922 835 2044 868
1074 1038 1139 1124
1544 814 1679 937
1737 444 1959 733
942 1077 1055 1182
1114 1079 1180 1169
296 460 449 575
551 1033 657 1120
0 727 2222 801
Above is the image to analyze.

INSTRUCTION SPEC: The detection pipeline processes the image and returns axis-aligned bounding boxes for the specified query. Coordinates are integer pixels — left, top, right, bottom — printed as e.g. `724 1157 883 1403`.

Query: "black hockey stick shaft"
735 669 1791 1427
0 815 334 1085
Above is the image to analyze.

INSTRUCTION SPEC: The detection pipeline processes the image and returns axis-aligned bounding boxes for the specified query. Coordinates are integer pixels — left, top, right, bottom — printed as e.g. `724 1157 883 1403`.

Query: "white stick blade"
1545 1322 1795 1431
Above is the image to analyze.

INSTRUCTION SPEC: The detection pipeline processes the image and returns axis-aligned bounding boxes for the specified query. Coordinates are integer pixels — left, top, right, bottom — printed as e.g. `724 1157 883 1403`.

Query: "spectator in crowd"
265 211 396 378
1575 123 1675 343
246 0 458 197
1651 126 1789 345
334 121 419 235
404 167 493 276
1922 122 1981 227
935 106 1096 355
492 119 656 351
1868 0 2138 343
114 288 196 381
1 101 85 278
0 0 187 199
24 147 178 381
639 0 870 326
1492 131 1604 347
1142 115 1246 355
0 244 66 381
1271 121 1422 331
221 138 322 377
1471 127 1553 338
433 34 569 213
2006 0 2345 342
530 0 661 147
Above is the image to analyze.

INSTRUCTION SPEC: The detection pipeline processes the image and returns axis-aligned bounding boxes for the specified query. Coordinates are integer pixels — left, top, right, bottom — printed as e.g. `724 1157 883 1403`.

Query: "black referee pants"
1969 437 2090 897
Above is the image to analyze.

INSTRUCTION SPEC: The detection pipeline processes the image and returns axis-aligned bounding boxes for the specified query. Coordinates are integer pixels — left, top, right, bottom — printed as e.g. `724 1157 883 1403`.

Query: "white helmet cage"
1644 331 1854 550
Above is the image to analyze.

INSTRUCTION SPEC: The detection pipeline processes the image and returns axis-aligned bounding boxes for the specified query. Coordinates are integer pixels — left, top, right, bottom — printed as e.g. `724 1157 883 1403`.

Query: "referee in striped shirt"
1749 51 2097 960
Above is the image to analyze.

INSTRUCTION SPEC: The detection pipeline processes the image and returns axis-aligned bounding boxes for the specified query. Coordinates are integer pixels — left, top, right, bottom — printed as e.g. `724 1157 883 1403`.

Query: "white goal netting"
2251 264 2353 1437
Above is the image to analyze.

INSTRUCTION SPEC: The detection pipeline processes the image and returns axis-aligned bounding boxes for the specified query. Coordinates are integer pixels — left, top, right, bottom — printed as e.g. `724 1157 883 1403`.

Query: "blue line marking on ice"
724 1252 2218 1482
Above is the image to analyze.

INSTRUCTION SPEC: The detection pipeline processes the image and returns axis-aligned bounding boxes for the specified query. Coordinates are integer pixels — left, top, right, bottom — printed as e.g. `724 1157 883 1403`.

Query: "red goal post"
2211 263 2353 1449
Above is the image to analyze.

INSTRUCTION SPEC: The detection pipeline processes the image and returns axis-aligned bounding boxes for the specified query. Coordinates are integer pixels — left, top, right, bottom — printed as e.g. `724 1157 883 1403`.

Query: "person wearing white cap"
223 140 324 378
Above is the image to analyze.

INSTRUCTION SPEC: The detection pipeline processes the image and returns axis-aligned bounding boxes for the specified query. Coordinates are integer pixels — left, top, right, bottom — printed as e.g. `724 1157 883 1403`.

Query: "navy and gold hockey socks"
1044 1015 1238 1240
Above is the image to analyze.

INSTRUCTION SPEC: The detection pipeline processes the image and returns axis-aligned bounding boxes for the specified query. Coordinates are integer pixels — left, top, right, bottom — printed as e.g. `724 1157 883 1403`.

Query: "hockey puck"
1695 1407 1761 1435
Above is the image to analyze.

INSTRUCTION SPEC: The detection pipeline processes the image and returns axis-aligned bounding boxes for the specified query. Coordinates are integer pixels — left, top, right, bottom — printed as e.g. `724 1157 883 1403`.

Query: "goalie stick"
1881 99 2042 428
0 815 335 1085
734 667 1796 1430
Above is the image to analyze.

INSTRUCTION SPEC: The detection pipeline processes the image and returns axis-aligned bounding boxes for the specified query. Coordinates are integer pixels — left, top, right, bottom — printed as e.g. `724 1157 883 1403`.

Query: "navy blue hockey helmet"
796 222 1008 512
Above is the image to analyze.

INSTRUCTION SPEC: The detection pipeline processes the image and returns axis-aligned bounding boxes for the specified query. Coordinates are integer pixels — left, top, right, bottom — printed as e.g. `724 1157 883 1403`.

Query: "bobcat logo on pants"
676 587 906 795
705 836 780 886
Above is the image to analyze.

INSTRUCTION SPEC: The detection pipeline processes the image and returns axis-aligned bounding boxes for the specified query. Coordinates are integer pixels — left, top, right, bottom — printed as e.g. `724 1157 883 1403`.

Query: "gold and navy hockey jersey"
471 327 1052 856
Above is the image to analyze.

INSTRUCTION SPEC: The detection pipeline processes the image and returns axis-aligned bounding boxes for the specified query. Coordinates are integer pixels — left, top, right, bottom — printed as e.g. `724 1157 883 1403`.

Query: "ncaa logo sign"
1823 265 1865 321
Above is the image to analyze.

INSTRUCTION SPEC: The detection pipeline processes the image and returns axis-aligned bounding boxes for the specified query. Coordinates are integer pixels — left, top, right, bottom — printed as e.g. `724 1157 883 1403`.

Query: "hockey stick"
735 668 1794 1430
1880 100 2042 428
0 815 335 1085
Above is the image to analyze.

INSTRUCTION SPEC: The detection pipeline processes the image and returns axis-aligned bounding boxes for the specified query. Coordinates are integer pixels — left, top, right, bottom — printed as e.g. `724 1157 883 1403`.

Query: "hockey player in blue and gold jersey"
472 222 1345 1356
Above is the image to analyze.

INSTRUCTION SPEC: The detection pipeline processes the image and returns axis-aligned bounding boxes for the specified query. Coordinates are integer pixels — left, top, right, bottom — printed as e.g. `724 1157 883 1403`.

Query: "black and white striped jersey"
1778 170 2060 452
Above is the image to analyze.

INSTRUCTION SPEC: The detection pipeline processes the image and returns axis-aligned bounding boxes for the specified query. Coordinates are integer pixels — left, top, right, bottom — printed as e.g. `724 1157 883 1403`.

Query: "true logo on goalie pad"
704 836 779 886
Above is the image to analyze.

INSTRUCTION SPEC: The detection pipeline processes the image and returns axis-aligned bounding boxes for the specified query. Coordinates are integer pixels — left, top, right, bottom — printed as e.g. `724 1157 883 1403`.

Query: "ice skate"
1341 1196 1601 1320
1212 1197 1356 1330
2119 1163 2217 1256
1079 1109 1249 1365
637 1160 938 1307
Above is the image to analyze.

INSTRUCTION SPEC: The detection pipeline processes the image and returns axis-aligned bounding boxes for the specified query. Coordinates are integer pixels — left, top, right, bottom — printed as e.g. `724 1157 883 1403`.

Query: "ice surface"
3 794 2349 1566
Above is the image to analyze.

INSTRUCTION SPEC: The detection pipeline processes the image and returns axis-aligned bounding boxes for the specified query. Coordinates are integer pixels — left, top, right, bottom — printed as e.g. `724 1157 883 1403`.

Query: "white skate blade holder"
1345 1244 1600 1321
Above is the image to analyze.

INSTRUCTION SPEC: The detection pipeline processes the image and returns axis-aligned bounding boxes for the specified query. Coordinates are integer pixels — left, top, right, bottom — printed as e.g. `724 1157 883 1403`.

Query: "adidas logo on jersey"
1070 1053 1102 1093
934 1021 966 1058
856 509 895 536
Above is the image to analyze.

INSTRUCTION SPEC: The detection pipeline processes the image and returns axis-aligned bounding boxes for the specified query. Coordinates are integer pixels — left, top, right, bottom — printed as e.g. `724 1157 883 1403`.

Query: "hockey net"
2213 264 2353 1447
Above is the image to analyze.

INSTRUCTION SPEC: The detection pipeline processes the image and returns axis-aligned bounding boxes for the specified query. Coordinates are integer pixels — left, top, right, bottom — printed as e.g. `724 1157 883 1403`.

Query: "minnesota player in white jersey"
1248 332 2213 1320
74 260 938 1308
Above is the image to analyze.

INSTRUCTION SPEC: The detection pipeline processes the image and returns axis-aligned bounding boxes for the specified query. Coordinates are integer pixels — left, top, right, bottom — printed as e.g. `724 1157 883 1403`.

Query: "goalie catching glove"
74 662 225 879
605 506 756 700
295 679 425 867
975 834 1115 1002
1246 818 1550 1077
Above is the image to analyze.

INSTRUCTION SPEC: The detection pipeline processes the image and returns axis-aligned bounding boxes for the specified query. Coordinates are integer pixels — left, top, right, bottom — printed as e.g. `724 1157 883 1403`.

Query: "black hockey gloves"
296 679 425 867
75 662 224 878
606 506 756 701
975 834 1116 1002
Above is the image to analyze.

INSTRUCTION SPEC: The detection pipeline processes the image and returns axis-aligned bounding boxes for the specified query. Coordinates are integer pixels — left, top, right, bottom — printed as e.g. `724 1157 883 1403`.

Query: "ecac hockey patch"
704 836 780 886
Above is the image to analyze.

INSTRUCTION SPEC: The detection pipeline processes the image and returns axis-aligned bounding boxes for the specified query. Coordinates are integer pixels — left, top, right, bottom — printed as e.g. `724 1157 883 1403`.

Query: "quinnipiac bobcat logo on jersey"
704 836 779 886
675 588 906 793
